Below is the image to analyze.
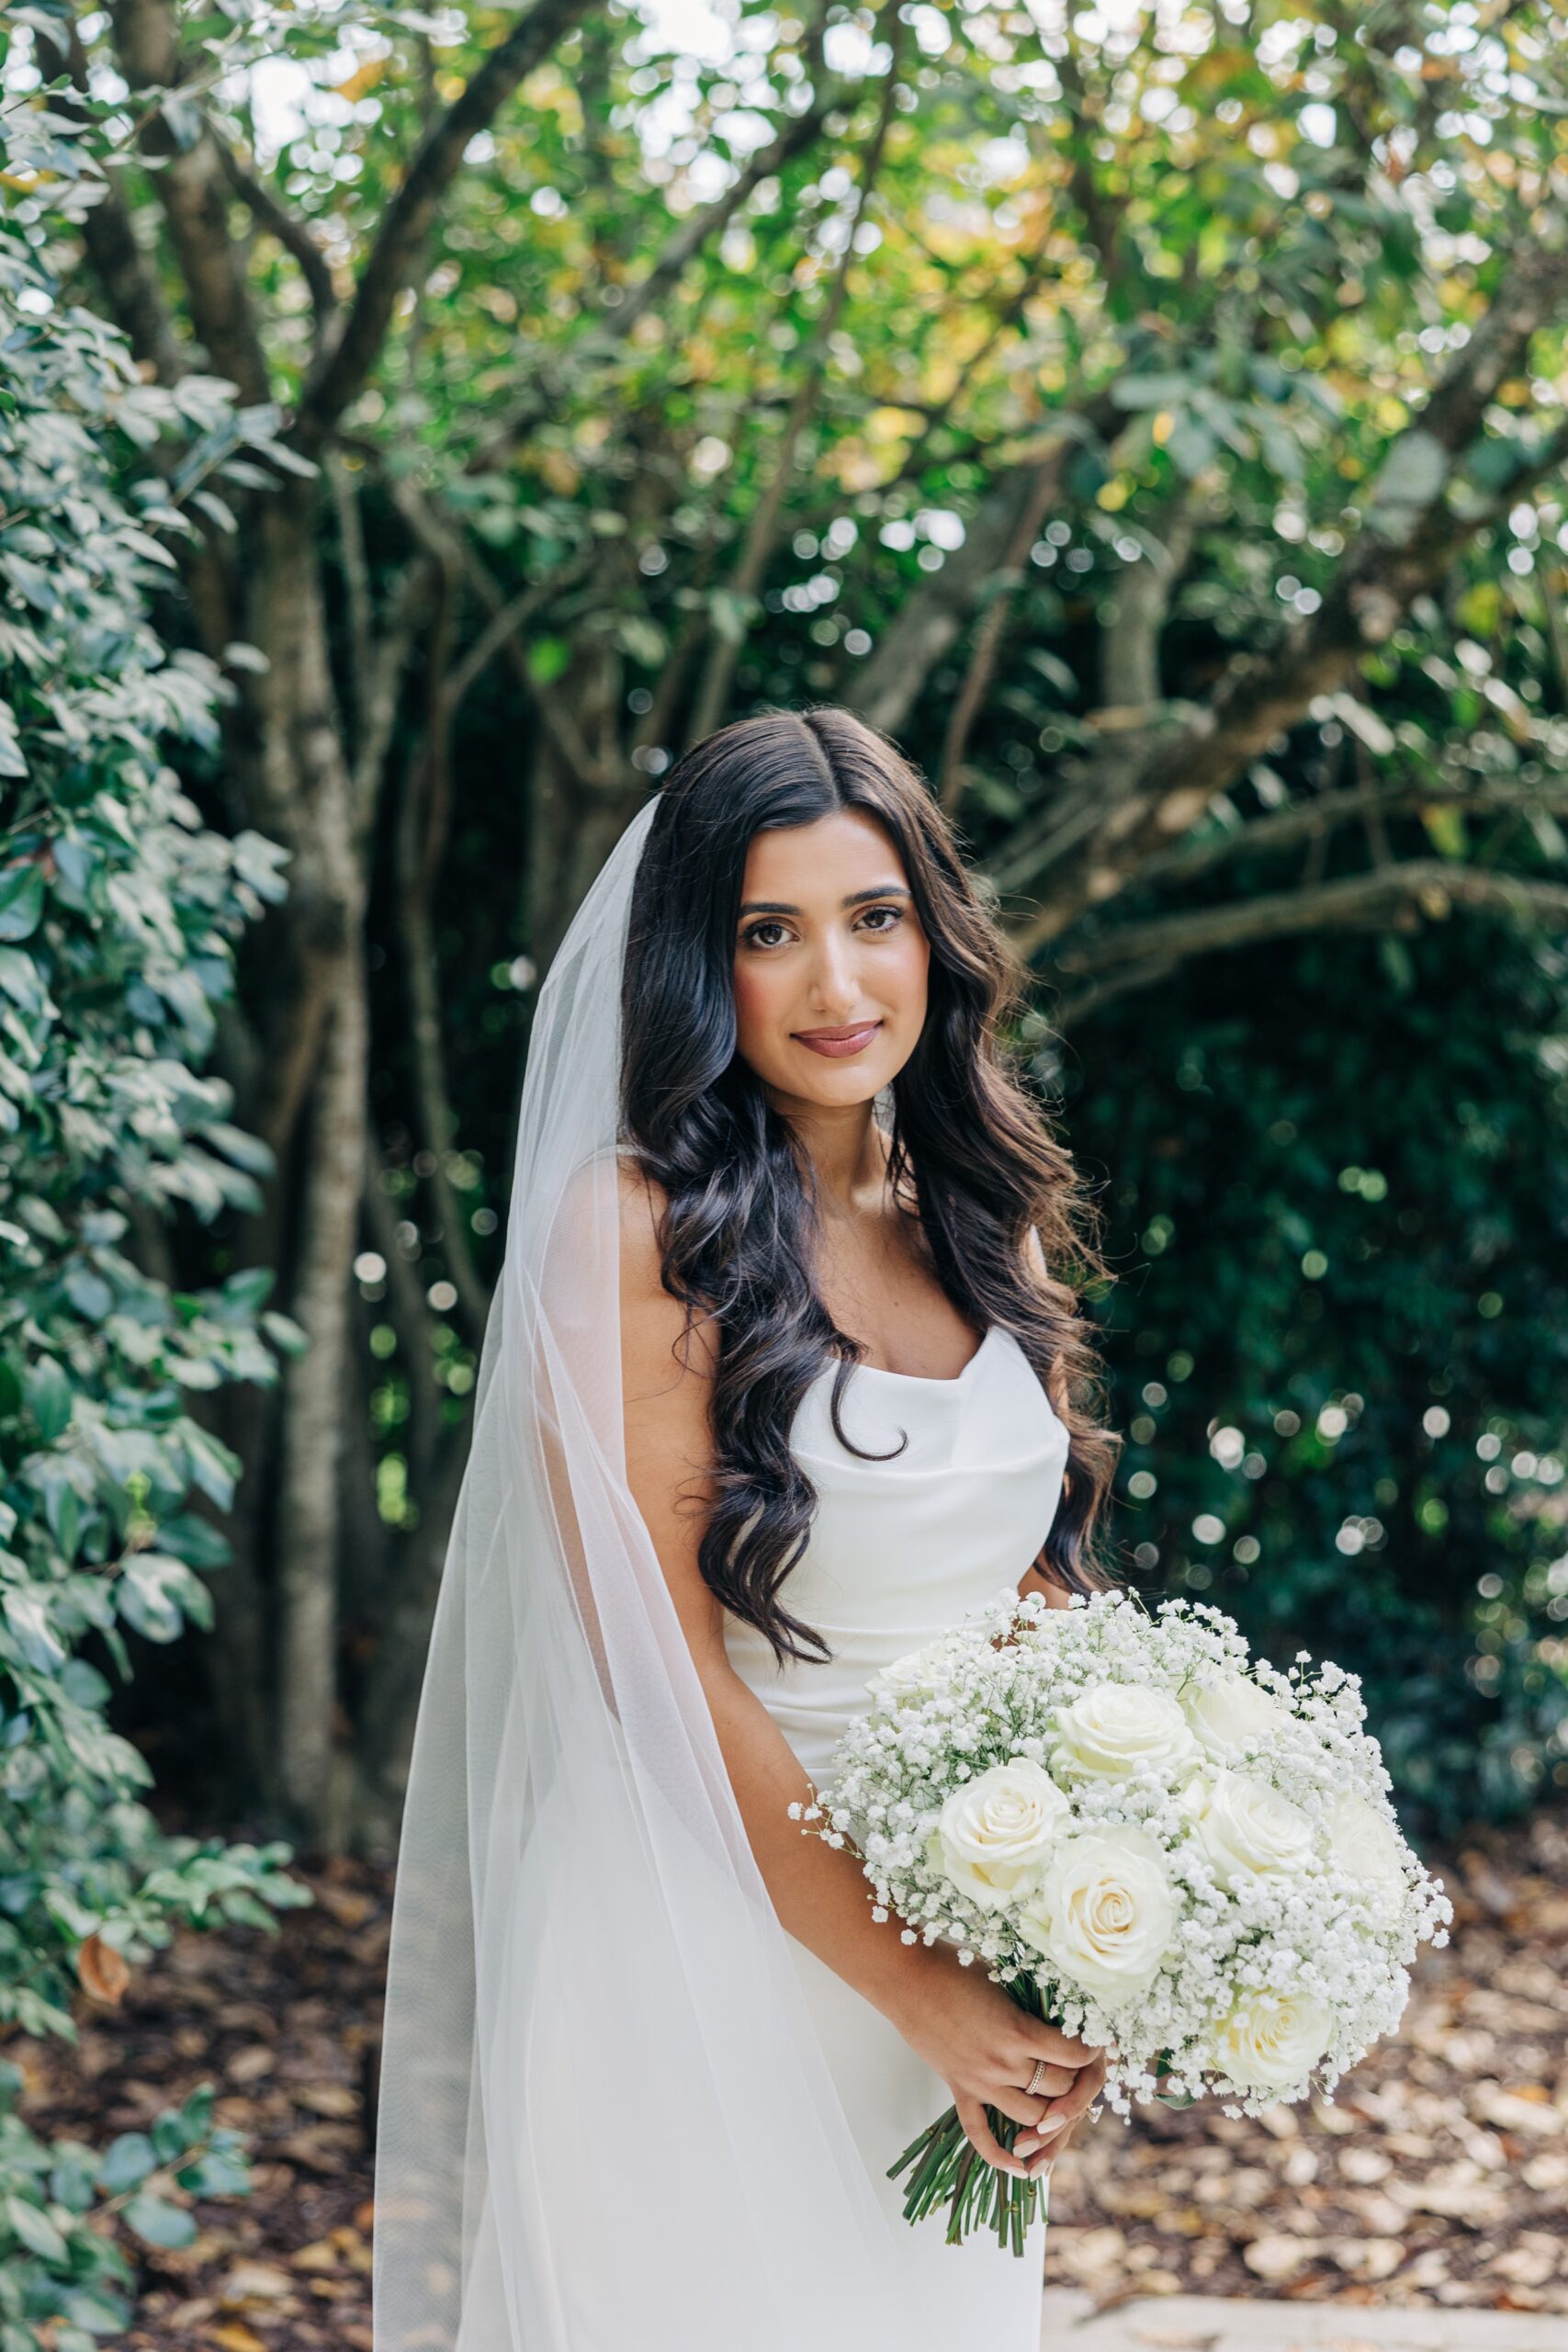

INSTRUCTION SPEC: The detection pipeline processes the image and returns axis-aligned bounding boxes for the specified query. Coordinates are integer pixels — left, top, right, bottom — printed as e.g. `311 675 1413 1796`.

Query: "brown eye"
742 922 788 950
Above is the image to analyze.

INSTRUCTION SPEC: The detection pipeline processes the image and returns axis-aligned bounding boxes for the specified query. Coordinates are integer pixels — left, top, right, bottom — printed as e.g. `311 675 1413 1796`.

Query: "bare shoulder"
615 1157 721 1626
615 1152 669 1293
615 1155 719 1396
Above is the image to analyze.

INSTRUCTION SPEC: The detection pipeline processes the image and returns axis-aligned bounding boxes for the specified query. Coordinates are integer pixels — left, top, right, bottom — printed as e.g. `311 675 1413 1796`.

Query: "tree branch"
1050 857 1568 988
111 0 272 404
845 402 1120 741
1097 492 1203 713
36 19 189 384
686 16 905 744
999 231 1568 949
937 461 1061 814
1132 778 1568 893
349 558 434 843
1056 30 1132 305
387 476 620 787
295 0 596 450
329 455 376 730
218 141 338 334
463 10 846 476
392 572 493 1352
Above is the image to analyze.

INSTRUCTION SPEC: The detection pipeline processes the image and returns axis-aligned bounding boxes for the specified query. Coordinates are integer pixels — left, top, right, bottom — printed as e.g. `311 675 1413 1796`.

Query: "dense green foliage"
1059 917 1568 1831
0 100 306 2338
2 2 1563 1848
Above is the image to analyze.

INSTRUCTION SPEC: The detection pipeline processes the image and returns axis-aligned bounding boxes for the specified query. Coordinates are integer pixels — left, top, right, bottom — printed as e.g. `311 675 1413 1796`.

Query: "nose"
806 926 863 1020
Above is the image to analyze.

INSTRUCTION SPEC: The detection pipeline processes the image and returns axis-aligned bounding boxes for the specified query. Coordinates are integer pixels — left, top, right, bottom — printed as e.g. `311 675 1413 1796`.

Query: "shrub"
0 92 306 2342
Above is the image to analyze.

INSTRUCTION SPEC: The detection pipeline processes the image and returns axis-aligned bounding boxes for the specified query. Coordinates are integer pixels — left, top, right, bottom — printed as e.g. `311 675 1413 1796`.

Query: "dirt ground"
17 1809 1568 2346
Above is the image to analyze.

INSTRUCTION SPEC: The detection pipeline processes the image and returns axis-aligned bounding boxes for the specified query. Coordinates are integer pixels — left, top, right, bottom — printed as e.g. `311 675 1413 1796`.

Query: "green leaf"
4 1589 66 1674
205 1125 276 1179
154 1511 231 1569
176 2146 249 2197
120 2193 196 2250
58 2291 135 2339
0 700 26 779
178 1422 241 1511
525 635 570 685
6 2193 68 2263
260 1309 309 1355
1110 372 1195 411
25 1356 73 1442
97 2132 156 2195
220 1266 276 1315
0 865 44 943
117 1554 212 1643
62 1267 115 1323
0 946 49 1015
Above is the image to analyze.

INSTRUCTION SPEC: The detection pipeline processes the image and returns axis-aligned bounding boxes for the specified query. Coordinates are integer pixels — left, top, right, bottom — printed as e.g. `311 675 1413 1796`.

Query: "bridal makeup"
731 807 930 1110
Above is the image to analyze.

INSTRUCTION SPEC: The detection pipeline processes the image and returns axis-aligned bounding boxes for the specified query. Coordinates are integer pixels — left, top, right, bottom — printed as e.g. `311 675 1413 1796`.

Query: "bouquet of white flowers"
795 1588 1451 2253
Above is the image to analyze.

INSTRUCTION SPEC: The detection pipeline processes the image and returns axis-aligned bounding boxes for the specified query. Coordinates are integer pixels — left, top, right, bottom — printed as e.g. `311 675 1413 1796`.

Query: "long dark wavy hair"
619 706 1122 1662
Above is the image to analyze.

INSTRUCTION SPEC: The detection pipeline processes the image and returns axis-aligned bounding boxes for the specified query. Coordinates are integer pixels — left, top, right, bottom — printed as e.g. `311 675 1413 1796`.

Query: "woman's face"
730 808 930 1110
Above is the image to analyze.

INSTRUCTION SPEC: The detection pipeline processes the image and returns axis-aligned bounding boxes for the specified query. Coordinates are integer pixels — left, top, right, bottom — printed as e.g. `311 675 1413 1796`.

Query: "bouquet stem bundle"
888 1974 1048 2253
888 2100 1043 2254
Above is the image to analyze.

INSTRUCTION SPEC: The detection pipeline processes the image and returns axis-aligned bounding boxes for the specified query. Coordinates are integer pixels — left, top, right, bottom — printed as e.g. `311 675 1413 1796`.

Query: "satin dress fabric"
724 1323 1073 2346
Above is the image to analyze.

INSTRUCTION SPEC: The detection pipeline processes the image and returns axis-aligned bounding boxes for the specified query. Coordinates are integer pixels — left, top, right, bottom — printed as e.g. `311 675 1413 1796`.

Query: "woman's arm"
617 1167 1102 2177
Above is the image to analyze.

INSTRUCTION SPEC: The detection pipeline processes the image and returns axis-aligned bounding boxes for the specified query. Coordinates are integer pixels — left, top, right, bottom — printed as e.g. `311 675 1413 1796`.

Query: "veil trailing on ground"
372 790 927 2350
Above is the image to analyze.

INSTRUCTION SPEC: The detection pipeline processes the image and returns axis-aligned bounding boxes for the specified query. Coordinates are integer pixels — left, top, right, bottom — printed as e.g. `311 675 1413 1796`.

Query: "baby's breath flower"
817 1587 1449 2120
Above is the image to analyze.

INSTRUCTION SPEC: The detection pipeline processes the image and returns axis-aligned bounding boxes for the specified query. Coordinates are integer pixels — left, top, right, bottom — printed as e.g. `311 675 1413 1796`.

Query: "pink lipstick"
793 1022 882 1058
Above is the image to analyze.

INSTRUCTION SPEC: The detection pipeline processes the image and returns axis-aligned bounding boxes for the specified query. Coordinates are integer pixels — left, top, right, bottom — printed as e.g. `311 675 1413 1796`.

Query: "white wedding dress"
724 1321 1072 2347
376 787 1082 2352
447 1320 1070 2352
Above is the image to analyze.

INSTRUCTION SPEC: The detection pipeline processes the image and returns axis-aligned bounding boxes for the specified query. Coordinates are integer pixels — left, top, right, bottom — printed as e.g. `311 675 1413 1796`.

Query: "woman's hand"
886 1944 1105 2179
1014 2051 1106 2178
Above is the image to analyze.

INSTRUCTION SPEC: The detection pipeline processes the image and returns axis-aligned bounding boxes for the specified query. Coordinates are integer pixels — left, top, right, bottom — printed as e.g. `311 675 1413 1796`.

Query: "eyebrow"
738 884 912 916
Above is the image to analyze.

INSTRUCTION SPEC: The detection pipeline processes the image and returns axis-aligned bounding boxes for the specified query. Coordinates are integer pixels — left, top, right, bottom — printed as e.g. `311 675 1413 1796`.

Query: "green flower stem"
886 1975 1056 2252
886 2101 1048 2255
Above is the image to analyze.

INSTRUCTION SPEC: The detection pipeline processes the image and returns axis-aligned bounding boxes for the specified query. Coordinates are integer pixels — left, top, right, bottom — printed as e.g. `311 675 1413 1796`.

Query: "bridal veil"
372 789 926 2348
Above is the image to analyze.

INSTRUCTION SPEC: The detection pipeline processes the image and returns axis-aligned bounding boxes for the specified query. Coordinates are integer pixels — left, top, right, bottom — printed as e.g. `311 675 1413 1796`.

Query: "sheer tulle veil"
372 789 928 2349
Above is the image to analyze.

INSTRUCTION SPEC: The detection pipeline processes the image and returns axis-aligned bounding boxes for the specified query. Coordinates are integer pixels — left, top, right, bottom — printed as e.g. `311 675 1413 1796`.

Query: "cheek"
731 957 785 1062
888 930 931 1022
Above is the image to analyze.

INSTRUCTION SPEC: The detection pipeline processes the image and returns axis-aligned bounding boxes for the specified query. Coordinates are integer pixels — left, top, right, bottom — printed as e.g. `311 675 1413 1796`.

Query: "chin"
785 1044 907 1106
795 1066 887 1106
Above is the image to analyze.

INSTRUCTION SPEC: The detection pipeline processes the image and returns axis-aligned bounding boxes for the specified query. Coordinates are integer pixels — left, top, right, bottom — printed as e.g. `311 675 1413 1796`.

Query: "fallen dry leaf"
1242 2234 1311 2282
1324 2237 1404 2282
289 2241 341 2273
290 2081 359 2120
75 1931 131 2007
219 2262 296 2305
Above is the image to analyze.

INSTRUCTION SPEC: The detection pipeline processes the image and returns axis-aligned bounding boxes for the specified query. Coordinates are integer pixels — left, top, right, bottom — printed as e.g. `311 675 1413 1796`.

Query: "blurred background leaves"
2 0 1564 1879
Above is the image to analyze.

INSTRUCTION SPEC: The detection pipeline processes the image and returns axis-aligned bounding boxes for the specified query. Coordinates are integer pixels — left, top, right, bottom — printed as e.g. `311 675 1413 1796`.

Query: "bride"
373 707 1120 2352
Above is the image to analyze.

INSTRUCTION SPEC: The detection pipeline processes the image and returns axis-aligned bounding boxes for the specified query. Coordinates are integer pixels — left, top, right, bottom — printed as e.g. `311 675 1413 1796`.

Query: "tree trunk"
276 963 367 1832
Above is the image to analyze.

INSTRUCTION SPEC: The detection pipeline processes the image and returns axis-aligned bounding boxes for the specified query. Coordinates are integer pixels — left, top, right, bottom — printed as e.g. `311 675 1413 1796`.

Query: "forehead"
739 808 906 899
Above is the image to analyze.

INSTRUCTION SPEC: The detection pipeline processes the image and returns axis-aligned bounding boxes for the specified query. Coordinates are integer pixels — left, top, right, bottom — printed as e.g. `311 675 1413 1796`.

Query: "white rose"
932 1759 1070 1910
1325 1792 1407 1921
1190 1769 1314 1888
1182 1672 1285 1763
1018 1826 1178 1999
867 1638 957 1706
1176 1771 1210 1825
1054 1682 1200 1781
1212 1985 1333 2094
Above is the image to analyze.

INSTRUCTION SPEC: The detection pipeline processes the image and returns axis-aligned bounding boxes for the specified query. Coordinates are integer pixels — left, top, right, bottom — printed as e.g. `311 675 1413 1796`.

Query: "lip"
792 1021 883 1058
